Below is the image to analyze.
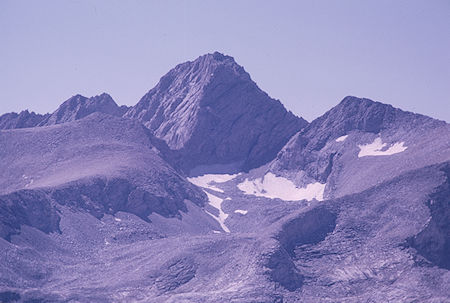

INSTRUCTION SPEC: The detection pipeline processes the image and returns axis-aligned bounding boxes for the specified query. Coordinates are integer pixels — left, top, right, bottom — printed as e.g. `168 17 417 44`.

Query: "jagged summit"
125 52 307 174
40 93 128 126
126 51 250 128
174 51 246 75
0 110 50 130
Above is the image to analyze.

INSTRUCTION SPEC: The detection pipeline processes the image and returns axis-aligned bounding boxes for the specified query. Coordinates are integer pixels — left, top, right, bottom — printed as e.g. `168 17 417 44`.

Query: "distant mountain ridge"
0 93 129 129
40 93 129 126
0 110 49 129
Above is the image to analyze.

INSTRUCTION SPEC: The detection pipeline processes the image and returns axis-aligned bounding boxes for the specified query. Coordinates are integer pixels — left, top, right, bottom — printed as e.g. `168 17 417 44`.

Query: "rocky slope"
125 52 307 174
0 113 218 242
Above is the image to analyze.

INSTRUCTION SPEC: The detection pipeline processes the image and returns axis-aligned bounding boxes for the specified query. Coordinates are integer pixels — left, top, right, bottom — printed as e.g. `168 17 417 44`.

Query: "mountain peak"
125 54 307 173
160 52 249 90
41 93 125 126
337 95 395 115
194 52 243 73
310 95 437 136
272 95 444 179
0 110 50 130
202 51 234 62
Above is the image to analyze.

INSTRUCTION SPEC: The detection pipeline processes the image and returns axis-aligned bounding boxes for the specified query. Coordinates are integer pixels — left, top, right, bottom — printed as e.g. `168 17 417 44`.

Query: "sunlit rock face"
125 52 307 174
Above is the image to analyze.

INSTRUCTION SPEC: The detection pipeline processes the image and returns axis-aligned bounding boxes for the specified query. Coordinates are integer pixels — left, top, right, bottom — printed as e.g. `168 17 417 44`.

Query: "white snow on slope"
234 209 248 215
204 191 230 233
188 173 239 193
336 135 348 142
358 137 407 157
237 173 325 201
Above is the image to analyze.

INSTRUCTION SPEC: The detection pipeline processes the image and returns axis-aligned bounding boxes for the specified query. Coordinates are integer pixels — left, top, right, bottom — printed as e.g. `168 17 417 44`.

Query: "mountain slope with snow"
271 96 450 198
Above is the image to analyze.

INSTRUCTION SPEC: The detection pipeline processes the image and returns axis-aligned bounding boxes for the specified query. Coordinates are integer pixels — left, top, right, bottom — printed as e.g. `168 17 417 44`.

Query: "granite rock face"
408 163 450 270
40 93 128 126
0 110 49 130
125 52 307 173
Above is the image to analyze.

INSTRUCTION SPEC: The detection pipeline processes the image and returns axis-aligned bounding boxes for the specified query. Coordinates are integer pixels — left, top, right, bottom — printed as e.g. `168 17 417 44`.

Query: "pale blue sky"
1 0 449 121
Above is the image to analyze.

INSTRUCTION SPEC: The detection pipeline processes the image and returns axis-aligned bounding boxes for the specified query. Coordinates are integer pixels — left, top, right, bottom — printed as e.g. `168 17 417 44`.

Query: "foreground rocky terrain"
0 52 449 302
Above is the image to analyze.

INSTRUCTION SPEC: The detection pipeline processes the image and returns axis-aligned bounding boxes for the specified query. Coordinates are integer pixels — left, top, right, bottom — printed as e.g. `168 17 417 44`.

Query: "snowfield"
336 135 348 142
188 173 239 193
204 191 230 233
234 209 248 215
358 137 407 157
237 172 325 201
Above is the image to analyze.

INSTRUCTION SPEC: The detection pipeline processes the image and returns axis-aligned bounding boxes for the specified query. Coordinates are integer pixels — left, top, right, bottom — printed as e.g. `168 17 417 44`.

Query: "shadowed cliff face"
408 163 450 269
49 176 198 222
0 190 60 241
125 52 307 174
265 206 337 291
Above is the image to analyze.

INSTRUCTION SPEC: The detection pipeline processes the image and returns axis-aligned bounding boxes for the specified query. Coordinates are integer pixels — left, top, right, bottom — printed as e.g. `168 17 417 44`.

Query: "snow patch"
237 173 325 201
188 173 239 193
204 191 230 233
358 137 407 157
234 209 248 215
336 135 348 142
114 217 122 222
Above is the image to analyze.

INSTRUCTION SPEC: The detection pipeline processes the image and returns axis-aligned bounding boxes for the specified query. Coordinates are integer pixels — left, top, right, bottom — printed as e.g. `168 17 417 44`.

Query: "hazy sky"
1 0 449 122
